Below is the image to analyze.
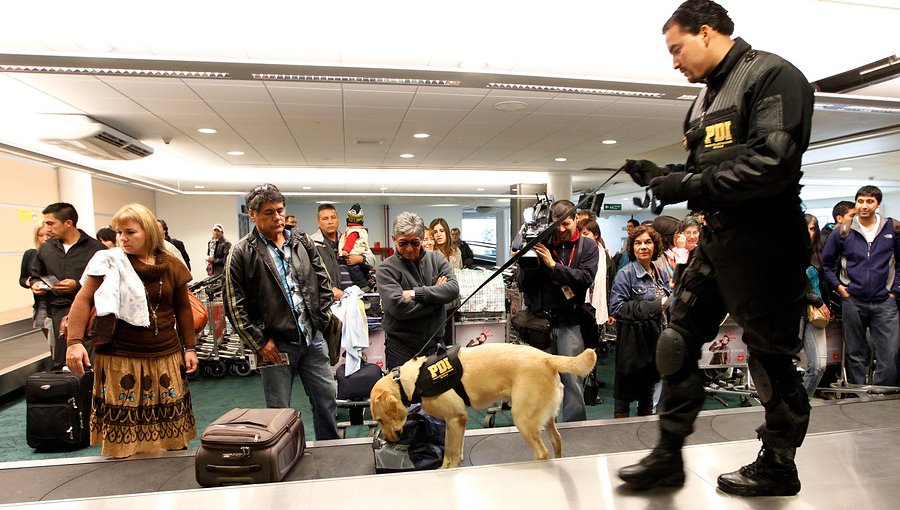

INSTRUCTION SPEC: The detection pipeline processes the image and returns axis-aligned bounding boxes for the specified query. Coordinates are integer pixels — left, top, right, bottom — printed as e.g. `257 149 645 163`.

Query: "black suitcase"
336 361 383 401
25 369 93 451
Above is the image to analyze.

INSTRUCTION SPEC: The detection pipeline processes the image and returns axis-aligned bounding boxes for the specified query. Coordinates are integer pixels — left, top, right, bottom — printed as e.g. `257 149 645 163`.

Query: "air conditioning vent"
40 116 154 160
353 139 383 146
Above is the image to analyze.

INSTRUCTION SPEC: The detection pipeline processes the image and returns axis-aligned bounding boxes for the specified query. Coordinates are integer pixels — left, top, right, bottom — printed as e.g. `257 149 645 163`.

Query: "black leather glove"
649 172 693 206
621 159 668 187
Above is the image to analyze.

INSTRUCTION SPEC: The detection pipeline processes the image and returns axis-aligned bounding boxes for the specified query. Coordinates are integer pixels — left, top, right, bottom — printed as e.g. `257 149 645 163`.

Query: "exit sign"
603 203 622 211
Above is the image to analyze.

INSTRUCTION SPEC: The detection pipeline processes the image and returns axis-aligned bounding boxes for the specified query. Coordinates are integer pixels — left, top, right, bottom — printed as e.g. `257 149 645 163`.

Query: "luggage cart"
189 275 254 378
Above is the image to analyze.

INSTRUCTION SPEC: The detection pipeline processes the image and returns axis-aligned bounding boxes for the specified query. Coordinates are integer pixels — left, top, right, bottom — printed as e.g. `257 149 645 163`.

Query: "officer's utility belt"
394 345 470 407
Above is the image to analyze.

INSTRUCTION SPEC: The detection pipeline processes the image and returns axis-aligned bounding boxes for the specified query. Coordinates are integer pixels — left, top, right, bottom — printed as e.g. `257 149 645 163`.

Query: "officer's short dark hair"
663 0 735 36
550 200 576 220
831 200 855 221
317 203 337 216
42 202 78 226
854 186 882 204
245 183 285 213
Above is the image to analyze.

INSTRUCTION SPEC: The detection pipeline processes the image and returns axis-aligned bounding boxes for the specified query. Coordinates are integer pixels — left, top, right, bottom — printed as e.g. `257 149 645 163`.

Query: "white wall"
155 193 242 282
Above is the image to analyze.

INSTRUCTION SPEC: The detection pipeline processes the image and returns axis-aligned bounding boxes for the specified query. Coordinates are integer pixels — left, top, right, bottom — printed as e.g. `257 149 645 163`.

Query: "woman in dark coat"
19 224 49 337
609 226 670 418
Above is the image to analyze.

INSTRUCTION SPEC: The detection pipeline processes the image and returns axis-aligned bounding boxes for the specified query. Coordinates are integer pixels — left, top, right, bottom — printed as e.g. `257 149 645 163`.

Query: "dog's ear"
385 394 408 424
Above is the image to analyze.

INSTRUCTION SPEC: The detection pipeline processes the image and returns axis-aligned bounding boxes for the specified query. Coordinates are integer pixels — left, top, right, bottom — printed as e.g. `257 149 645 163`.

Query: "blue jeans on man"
548 322 586 422
258 330 339 440
841 296 899 386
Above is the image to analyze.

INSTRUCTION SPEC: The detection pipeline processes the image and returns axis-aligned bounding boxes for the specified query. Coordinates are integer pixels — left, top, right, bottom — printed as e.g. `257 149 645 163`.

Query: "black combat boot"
618 432 685 489
717 446 800 497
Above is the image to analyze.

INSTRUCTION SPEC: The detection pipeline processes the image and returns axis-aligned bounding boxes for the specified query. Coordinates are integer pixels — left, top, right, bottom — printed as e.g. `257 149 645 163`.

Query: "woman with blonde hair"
429 218 462 269
19 224 50 336
65 203 198 458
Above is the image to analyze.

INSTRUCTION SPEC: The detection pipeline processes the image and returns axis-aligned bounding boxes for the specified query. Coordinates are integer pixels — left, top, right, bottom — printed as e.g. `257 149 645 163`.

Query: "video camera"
517 194 553 271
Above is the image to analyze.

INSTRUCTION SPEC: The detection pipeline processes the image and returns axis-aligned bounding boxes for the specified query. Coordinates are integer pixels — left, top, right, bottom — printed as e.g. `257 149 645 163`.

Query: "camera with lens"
516 194 553 271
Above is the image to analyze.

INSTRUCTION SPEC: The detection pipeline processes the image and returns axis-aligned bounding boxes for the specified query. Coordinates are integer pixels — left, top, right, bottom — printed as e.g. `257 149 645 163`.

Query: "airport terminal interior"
1 1 899 508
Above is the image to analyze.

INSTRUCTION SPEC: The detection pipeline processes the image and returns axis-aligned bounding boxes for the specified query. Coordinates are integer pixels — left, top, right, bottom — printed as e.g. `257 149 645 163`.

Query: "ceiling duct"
814 55 899 93
39 116 153 160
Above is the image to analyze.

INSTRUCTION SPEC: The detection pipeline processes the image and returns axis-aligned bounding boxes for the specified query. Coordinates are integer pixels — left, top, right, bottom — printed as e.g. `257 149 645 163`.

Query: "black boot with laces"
717 446 800 497
618 432 685 489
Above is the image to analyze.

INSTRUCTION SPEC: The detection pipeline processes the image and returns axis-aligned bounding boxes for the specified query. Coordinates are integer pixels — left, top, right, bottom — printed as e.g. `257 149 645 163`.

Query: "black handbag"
510 309 552 350
323 313 342 366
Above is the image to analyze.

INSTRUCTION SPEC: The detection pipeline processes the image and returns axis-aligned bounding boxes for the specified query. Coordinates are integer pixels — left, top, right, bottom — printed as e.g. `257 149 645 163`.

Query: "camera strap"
412 167 624 359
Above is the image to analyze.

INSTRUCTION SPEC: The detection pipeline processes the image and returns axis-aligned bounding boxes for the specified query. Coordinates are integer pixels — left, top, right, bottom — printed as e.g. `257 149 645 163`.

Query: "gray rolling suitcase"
195 408 305 486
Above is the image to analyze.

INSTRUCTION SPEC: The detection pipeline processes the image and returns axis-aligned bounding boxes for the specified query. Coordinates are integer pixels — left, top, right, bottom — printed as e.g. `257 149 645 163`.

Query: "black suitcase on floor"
25 369 93 451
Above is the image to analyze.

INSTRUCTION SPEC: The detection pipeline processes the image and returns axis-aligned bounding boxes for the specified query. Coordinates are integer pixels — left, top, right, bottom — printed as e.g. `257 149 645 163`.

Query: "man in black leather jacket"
617 1 814 497
224 183 338 440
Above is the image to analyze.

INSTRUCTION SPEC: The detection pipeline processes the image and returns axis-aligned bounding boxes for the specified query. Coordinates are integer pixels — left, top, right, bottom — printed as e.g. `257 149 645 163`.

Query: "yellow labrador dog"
370 343 597 468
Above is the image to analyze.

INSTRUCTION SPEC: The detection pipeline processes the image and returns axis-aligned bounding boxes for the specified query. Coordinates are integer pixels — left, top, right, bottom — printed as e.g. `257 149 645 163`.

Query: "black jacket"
517 234 599 322
224 228 333 352
29 230 104 307
670 38 814 214
376 250 459 352
168 237 191 271
208 237 231 271
20 248 40 310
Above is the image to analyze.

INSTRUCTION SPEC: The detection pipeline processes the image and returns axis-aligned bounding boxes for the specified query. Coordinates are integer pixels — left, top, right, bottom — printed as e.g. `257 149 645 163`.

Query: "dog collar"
392 367 418 406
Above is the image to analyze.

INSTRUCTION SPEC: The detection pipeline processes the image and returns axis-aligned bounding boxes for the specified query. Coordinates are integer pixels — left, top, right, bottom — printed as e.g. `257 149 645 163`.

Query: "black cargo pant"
658 212 811 450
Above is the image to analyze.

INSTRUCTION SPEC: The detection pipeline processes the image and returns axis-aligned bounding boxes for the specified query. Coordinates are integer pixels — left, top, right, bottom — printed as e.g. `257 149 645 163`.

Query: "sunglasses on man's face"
397 239 421 248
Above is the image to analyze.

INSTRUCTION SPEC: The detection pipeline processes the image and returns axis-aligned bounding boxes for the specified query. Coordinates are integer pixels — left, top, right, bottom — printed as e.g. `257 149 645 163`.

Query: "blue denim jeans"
841 296 900 386
801 319 828 396
258 331 339 440
548 322 586 422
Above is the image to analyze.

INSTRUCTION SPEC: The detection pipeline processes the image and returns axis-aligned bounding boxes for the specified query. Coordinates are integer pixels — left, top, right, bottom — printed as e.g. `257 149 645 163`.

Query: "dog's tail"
545 349 597 377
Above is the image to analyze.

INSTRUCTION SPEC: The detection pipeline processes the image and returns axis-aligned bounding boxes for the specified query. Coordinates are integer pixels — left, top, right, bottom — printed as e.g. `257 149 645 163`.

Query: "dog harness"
393 345 471 407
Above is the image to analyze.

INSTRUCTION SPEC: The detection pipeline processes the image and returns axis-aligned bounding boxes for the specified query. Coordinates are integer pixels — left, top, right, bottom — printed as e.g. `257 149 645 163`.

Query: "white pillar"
547 172 572 203
57 167 95 234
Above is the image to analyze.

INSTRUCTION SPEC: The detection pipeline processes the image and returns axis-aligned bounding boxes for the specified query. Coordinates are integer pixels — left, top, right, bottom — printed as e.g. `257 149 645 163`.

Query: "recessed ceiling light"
77 41 114 53
302 186 312 190
227 151 245 156
197 128 217 134
495 101 528 111
837 167 854 172
413 133 430 139
555 157 567 162
601 139 617 145
400 153 415 159
476 188 485 191
194 185 205 189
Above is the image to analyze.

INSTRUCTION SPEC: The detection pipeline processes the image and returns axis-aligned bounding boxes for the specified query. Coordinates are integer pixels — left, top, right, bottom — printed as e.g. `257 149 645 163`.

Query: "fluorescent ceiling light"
413 133 431 139
197 128 217 134
432 204 459 207
677 95 697 100
227 151 245 156
252 74 459 87
488 82 664 98
302 186 312 189
601 139 617 145
194 185 205 189
400 153 415 158
379 186 389 191
476 188 485 191
837 167 854 171
555 157 567 162
0 65 229 78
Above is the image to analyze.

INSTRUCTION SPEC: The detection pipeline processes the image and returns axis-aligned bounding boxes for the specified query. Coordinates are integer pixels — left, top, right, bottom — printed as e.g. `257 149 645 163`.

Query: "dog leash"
411 167 624 360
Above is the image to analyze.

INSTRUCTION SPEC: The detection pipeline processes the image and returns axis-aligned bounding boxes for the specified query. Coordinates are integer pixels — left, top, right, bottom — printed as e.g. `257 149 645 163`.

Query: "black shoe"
717 447 800 497
618 447 685 489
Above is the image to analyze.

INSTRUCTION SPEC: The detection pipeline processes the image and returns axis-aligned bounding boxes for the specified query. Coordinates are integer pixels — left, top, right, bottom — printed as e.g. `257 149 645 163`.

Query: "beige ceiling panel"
534 97 616 116
461 110 529 124
409 92 486 110
136 99 215 116
345 106 408 121
279 104 343 120
98 77 199 101
62 96 147 115
209 101 281 117
402 108 470 126
344 89 414 108
266 85 343 105
9 74 118 98
345 118 402 136
156 113 234 132
599 101 673 118
185 81 271 102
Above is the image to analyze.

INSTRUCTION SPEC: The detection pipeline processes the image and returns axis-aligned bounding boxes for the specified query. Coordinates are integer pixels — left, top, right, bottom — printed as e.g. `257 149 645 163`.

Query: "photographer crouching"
515 199 599 422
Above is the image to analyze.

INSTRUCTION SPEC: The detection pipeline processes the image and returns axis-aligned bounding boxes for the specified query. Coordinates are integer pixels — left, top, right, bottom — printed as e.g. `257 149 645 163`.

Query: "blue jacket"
609 260 671 321
822 215 899 302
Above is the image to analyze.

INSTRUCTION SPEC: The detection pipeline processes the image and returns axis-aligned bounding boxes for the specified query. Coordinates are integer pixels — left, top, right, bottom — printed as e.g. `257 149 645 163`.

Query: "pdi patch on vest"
416 346 464 398
704 120 734 150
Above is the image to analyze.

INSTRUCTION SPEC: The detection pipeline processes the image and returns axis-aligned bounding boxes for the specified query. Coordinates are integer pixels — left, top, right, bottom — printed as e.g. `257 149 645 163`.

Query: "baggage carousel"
2 396 899 509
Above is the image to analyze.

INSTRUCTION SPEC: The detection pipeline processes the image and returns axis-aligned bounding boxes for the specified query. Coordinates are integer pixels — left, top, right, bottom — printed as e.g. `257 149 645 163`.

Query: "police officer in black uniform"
617 0 814 497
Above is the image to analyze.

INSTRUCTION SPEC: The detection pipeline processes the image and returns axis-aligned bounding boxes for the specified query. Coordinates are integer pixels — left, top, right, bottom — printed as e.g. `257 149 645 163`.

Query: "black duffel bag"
510 309 553 350
336 361 383 401
373 404 445 473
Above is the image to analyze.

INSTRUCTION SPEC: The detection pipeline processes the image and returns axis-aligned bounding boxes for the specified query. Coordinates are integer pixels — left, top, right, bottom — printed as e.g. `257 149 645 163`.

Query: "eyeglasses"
397 240 421 248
